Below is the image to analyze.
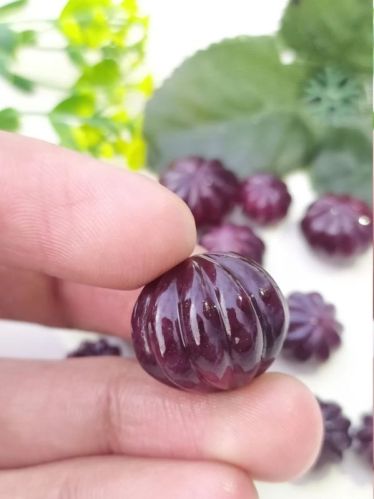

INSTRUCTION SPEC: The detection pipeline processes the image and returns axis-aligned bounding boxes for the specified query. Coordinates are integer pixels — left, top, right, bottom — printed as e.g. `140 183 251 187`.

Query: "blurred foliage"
304 67 367 127
145 37 313 175
0 0 27 16
280 0 372 74
0 106 19 130
145 0 372 202
310 128 372 204
0 0 152 169
0 18 37 92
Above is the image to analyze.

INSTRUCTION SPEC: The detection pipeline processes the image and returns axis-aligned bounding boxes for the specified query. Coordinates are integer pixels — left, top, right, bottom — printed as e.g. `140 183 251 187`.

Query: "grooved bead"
160 157 239 227
200 224 265 264
301 194 372 259
131 252 288 392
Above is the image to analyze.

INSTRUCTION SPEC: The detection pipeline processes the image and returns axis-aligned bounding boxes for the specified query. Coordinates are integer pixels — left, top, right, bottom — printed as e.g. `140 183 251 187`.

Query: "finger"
2 259 213 338
0 457 258 499
0 358 323 481
0 132 196 289
0 266 138 337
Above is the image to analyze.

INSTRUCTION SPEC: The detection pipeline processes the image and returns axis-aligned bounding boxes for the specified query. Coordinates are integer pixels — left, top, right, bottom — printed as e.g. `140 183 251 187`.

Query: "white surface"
0 1 372 498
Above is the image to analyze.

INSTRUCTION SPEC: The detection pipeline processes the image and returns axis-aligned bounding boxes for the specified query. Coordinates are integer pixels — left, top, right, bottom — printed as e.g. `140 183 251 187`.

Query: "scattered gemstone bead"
160 156 239 227
199 223 265 264
316 399 352 466
301 194 372 259
283 292 342 362
240 173 292 225
67 339 122 358
354 414 373 466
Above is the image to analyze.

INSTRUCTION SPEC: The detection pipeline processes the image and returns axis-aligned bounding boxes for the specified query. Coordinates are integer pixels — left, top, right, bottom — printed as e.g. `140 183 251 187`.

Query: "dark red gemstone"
200 223 265 264
283 292 342 362
131 252 288 392
240 173 292 225
354 414 373 466
316 399 352 466
301 194 372 259
160 157 239 227
67 339 122 358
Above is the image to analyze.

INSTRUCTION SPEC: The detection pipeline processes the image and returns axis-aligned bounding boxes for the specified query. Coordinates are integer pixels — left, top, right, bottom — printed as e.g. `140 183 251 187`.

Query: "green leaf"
310 128 372 204
59 0 118 48
0 107 20 131
51 93 95 118
0 54 6 74
0 0 27 16
51 119 108 156
50 121 77 149
77 59 121 87
66 46 86 67
280 0 372 74
4 72 34 92
149 112 313 176
18 29 37 46
51 93 128 154
0 27 36 65
0 26 18 55
145 36 312 175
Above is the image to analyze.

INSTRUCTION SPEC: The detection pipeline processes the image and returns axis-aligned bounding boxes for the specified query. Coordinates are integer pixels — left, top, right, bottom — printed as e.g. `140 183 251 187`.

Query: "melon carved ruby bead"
160 156 239 227
301 194 372 259
240 173 292 225
131 252 288 392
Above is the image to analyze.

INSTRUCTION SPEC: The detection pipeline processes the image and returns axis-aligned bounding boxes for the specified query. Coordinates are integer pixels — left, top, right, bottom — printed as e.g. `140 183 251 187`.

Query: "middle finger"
0 456 258 499
0 357 322 481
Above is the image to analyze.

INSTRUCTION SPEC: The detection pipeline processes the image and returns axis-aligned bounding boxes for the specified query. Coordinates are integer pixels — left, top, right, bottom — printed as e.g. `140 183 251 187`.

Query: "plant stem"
0 18 134 28
21 110 47 117
0 18 55 26
29 46 66 52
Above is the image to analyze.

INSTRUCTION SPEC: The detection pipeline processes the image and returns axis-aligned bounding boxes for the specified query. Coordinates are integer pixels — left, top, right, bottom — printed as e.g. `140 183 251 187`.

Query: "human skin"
0 132 323 498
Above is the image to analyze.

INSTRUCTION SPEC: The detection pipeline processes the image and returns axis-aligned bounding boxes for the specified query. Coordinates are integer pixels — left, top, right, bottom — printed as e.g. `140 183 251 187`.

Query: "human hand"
0 132 322 498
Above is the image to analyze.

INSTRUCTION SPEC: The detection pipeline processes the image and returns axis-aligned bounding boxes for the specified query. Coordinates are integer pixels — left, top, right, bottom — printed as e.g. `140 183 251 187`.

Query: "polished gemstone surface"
301 194 373 258
200 223 265 264
283 292 342 362
240 173 292 225
131 252 288 392
160 156 239 227
317 399 352 466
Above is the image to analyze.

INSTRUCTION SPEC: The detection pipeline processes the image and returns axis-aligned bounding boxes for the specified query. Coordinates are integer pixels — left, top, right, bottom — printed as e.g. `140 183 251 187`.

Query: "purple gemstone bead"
160 157 239 227
68 339 122 358
354 414 373 466
317 399 352 466
200 223 265 264
283 292 342 362
240 173 292 225
301 194 373 259
131 252 288 392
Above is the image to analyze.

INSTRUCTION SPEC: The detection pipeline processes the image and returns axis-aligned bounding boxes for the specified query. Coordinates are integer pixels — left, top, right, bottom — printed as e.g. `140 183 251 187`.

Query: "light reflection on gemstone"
359 215 371 226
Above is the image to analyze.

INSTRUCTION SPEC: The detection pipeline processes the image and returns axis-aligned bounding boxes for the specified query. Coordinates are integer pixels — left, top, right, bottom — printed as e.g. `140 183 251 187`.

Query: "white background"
0 1 372 498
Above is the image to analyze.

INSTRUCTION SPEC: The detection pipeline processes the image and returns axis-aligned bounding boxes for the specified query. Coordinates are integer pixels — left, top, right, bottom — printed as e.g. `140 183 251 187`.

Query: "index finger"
0 132 196 289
